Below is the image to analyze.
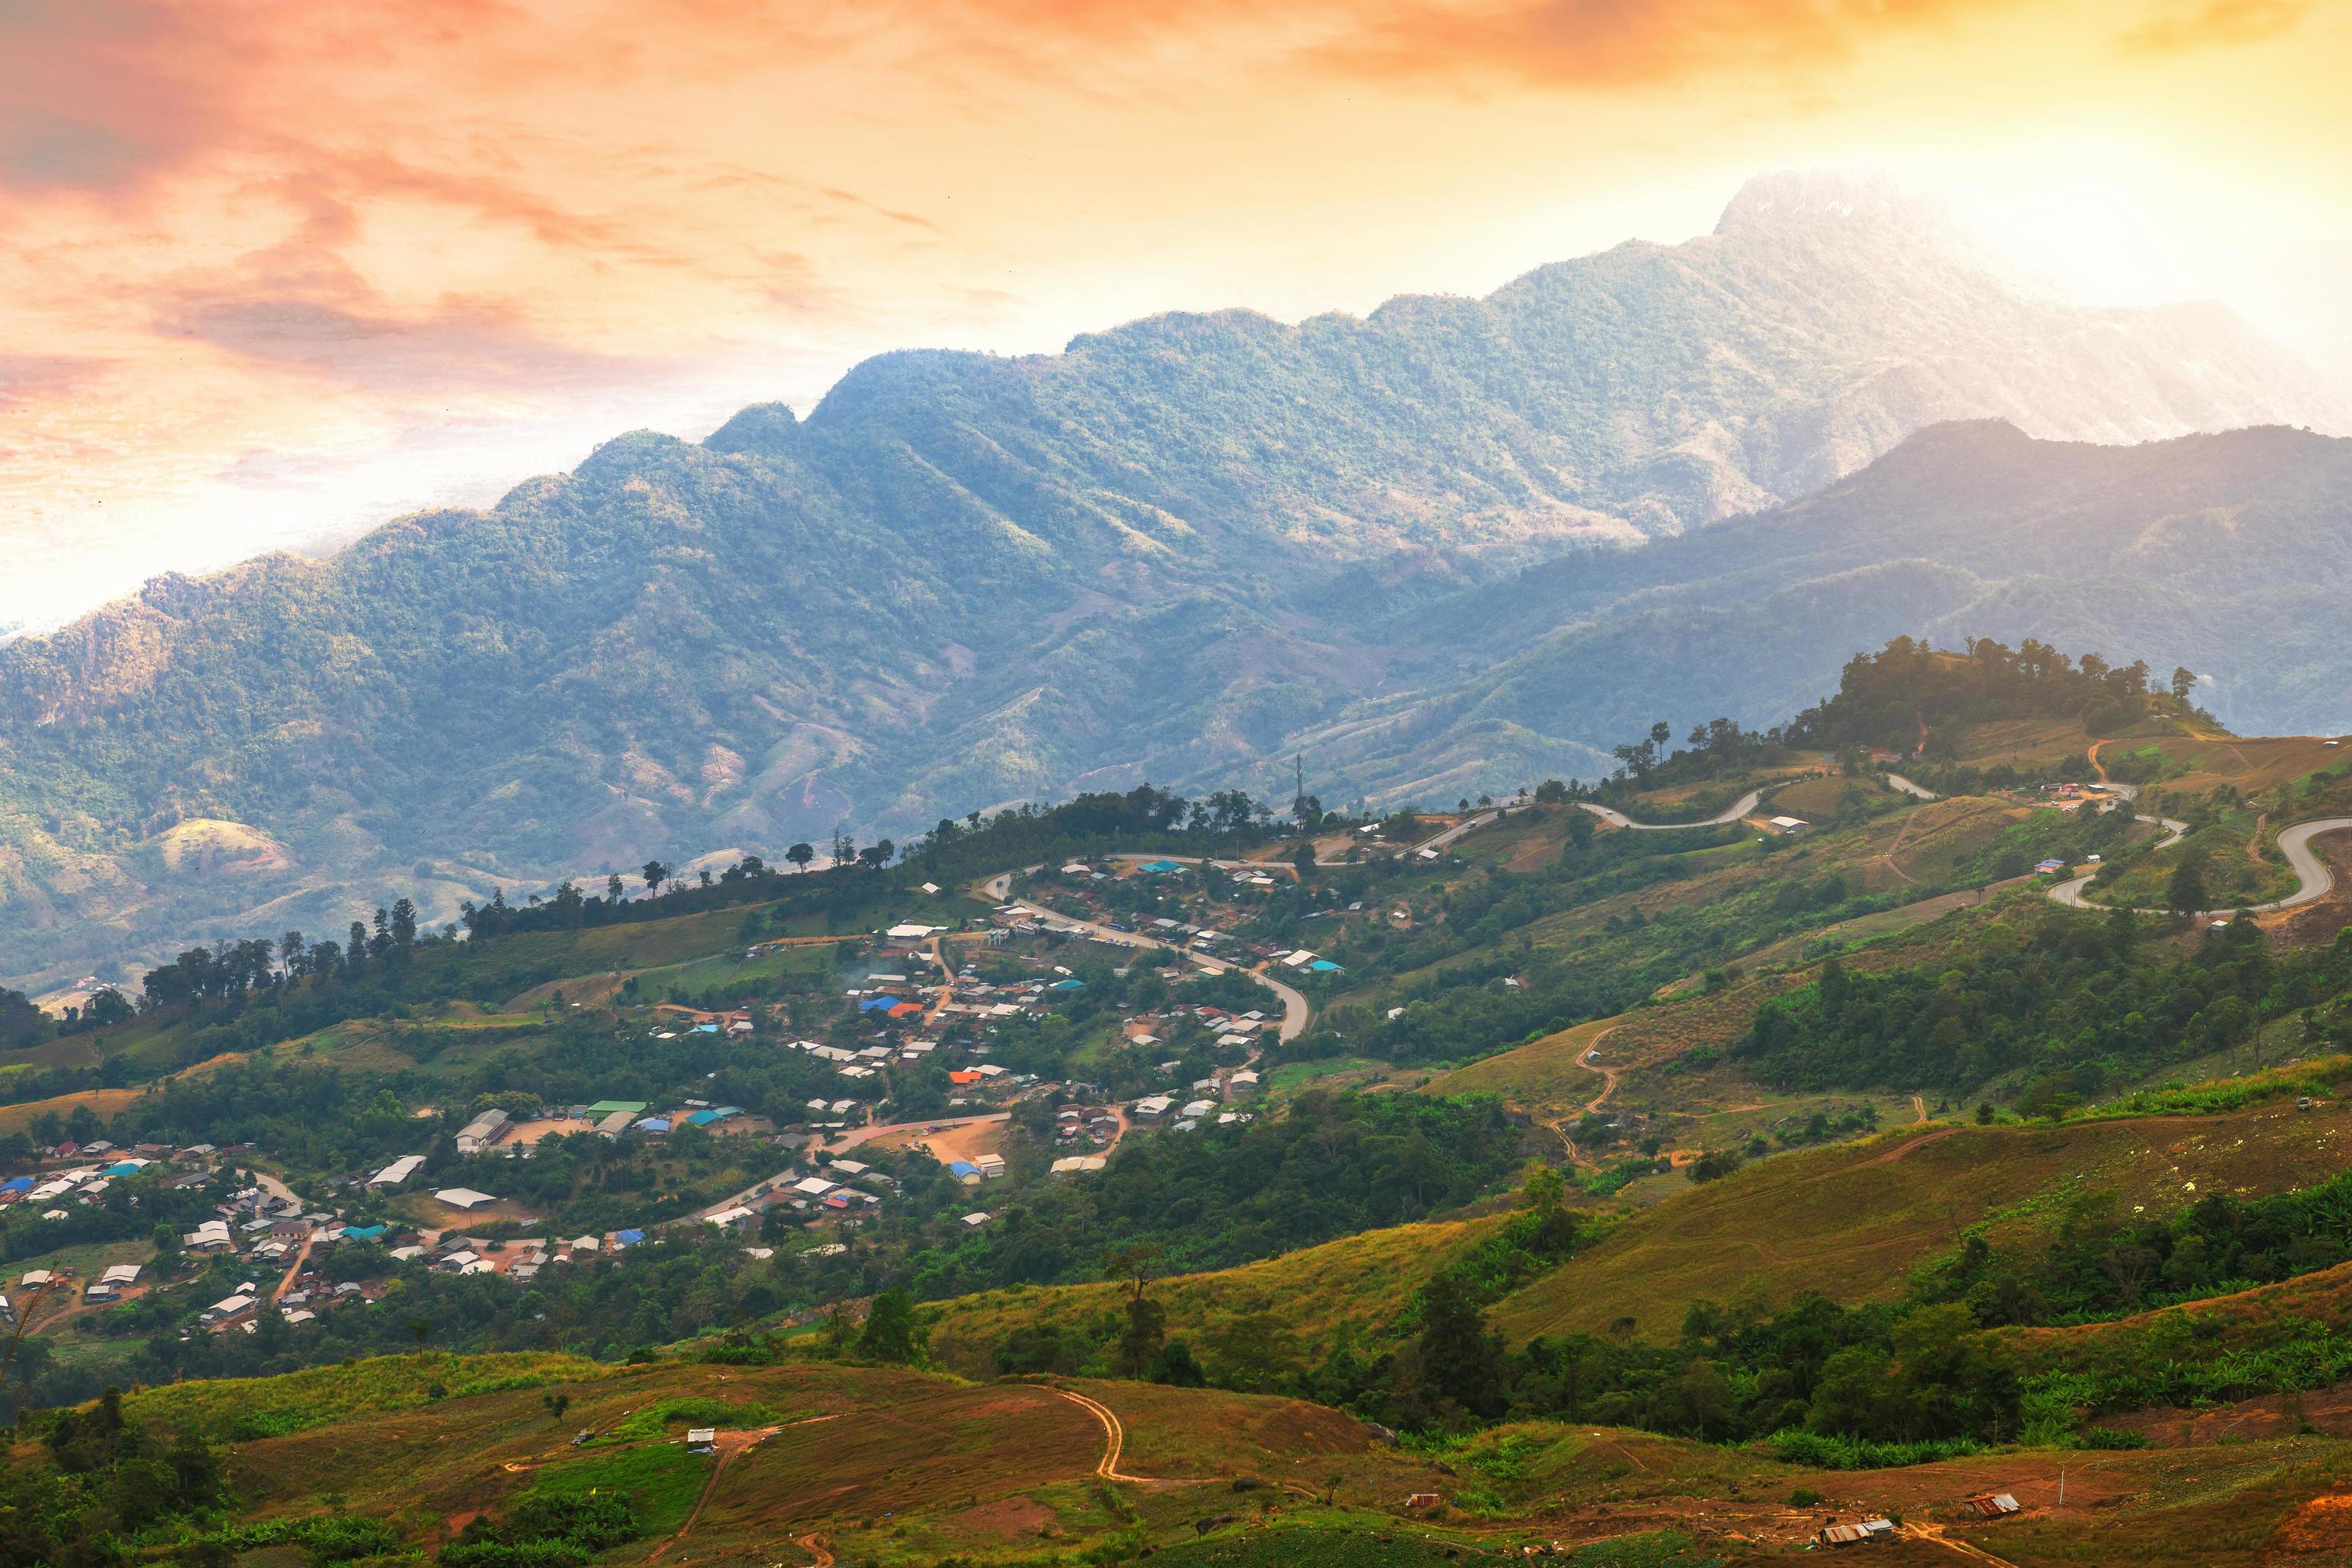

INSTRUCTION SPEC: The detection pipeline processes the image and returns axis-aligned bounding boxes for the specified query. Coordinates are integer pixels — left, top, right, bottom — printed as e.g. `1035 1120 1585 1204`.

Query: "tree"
84 987 134 1027
1151 1339 1207 1386
858 1288 925 1364
1292 792 1324 834
408 1317 433 1354
1291 842 1316 879
641 861 670 894
390 898 418 950
2170 666 2197 702
786 842 814 872
1118 1291 1168 1378
607 874 626 902
2167 851 2209 914
1414 1273 1506 1420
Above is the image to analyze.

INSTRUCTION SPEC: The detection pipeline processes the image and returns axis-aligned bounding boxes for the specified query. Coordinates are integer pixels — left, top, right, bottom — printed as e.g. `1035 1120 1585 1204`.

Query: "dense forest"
1737 913 2350 1104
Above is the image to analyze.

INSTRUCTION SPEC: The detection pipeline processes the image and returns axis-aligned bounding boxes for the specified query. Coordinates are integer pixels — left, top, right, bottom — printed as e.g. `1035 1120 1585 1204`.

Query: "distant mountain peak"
1714 166 1960 246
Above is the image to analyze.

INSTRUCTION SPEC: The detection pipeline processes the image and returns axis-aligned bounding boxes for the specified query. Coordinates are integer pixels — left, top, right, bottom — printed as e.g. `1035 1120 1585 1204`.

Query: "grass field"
1945 715 2096 771
2090 811 2298 910
36 1310 2352 1566
2130 733 2352 794
1490 1090 2352 1343
924 1216 1507 1379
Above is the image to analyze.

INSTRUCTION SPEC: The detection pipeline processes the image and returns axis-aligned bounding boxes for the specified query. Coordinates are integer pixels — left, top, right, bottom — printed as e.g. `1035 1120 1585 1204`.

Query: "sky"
3 0 2350 632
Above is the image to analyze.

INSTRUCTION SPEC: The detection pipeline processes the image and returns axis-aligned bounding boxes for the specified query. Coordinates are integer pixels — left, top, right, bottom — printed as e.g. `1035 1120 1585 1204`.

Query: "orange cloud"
2117 0 2309 54
0 0 2343 637
1318 0 2010 88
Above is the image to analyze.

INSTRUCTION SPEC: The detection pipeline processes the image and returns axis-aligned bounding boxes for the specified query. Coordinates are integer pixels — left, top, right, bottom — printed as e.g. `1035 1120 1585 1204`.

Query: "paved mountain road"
1578 789 1763 830
2048 816 2352 916
1003 898 1309 1040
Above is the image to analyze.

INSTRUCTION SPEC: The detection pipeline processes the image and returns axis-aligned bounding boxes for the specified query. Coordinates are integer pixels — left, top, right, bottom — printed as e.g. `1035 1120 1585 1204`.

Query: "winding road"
2047 816 2352 916
998 896 1310 1041
1578 789 1763 830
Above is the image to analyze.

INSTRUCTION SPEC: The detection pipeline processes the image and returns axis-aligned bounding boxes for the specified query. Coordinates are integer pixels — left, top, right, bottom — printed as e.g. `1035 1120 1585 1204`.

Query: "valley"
10 642 2352 1561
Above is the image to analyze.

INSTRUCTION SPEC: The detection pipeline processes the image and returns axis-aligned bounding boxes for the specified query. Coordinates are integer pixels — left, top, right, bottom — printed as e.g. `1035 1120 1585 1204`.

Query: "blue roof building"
858 995 902 1013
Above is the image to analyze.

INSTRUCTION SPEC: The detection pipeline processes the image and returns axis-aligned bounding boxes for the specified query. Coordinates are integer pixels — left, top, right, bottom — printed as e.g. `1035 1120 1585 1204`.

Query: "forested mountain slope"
0 170 2344 985
1310 421 2352 798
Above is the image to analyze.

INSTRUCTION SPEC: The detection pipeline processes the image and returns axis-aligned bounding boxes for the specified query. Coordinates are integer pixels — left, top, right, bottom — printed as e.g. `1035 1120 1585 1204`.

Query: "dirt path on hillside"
1881 808 1924 886
1902 1522 2023 1566
1019 1383 1218 1488
642 1424 786 1563
793 1533 834 1566
1808 1126 1962 1178
1912 1094 1927 1125
1552 1027 1622 1168
1573 1028 1622 1114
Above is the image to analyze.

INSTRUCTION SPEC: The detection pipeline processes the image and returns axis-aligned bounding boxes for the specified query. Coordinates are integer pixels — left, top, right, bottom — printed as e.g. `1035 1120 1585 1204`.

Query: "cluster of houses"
0 1138 209 1218
1130 1063 1262 1134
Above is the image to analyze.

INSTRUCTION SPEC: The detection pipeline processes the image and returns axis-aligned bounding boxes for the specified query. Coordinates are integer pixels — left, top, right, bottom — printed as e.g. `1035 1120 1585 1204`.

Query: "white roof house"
369 1154 426 1188
101 1262 142 1286
1766 815 1810 834
791 1176 837 1197
434 1187 500 1211
885 923 938 941
960 1212 990 1227
18 1270 53 1289
183 1219 234 1250
454 1108 510 1154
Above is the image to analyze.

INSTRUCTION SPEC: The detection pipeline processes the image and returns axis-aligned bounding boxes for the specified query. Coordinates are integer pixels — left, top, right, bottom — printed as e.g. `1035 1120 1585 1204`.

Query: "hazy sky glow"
3 0 2348 630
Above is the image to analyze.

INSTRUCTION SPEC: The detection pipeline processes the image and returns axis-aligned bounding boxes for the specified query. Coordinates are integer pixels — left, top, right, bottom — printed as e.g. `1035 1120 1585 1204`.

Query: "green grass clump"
1766 1428 1987 1469
522 1442 710 1535
601 1394 787 1443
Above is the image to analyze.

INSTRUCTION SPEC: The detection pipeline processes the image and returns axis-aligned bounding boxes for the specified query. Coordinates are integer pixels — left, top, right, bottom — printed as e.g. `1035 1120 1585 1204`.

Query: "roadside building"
368 1154 426 1188
454 1109 510 1155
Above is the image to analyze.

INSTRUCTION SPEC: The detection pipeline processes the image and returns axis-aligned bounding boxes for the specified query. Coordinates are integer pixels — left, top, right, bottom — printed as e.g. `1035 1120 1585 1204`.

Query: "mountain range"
2 169 2346 987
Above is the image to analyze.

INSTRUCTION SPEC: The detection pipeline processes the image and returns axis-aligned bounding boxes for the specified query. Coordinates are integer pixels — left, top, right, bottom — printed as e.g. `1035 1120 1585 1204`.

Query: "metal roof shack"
1966 1493 2022 1518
